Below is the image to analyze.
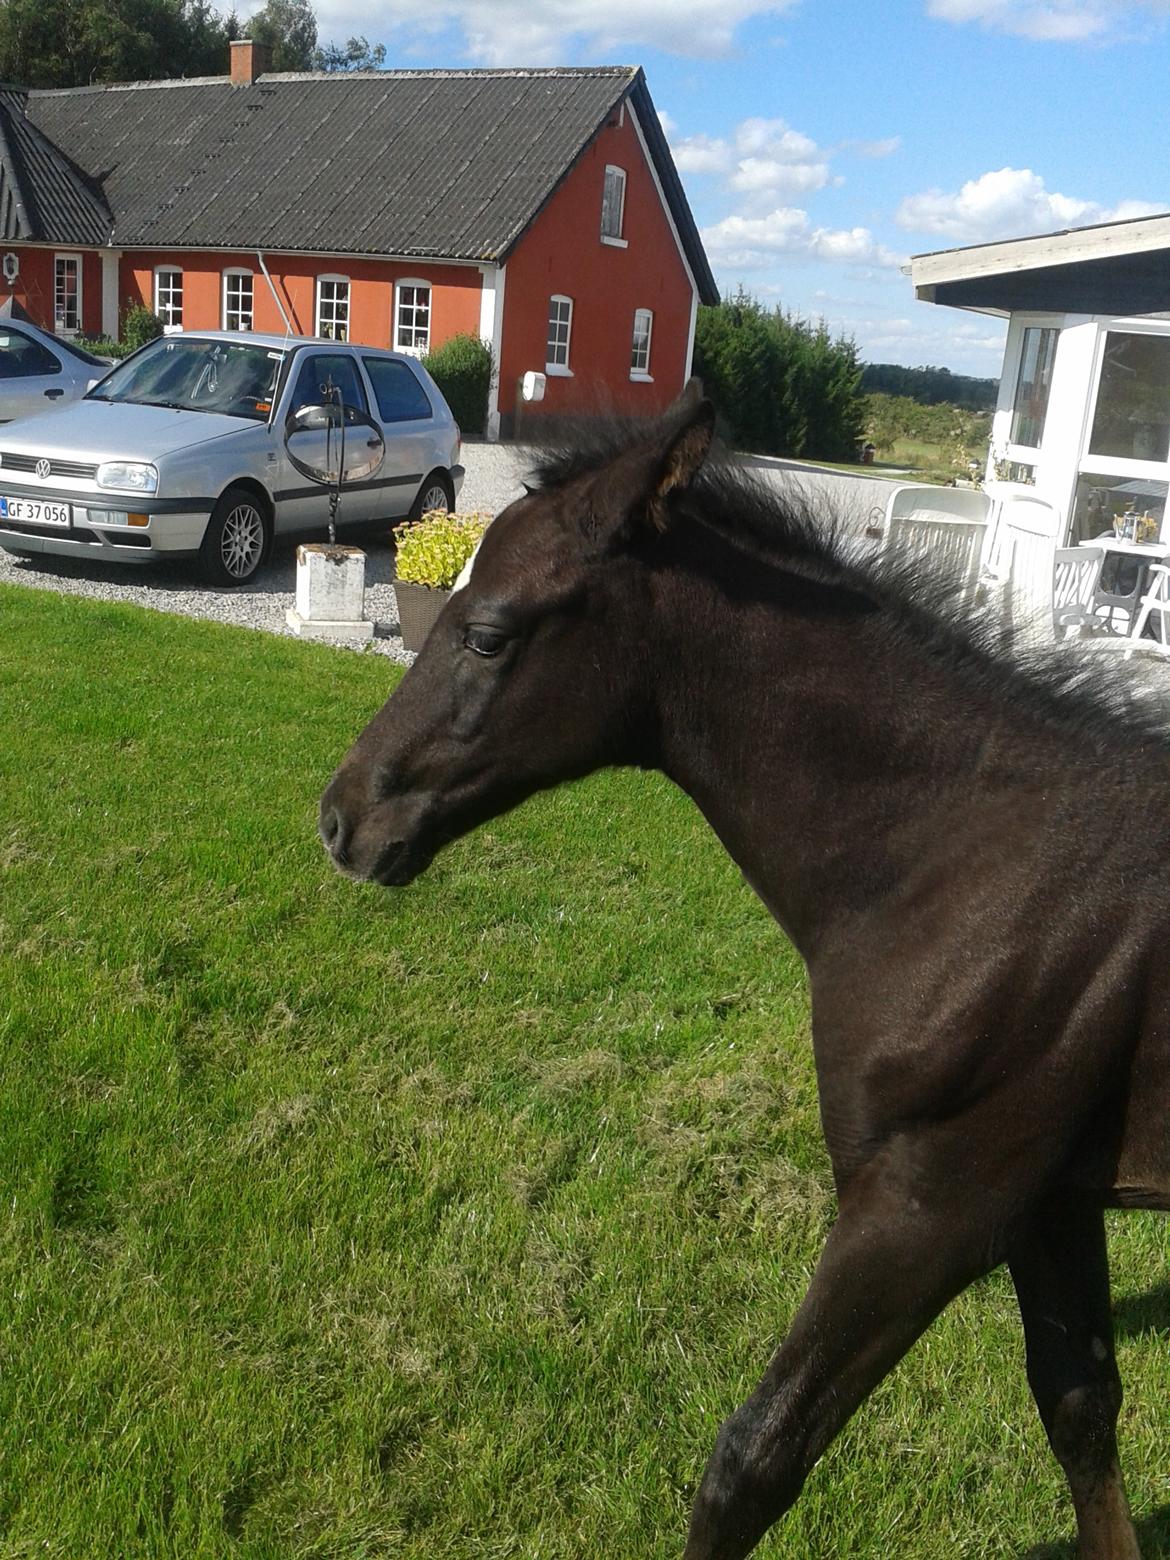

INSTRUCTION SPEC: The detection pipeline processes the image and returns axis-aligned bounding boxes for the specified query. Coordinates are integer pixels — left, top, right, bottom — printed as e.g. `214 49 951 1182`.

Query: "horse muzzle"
318 776 436 887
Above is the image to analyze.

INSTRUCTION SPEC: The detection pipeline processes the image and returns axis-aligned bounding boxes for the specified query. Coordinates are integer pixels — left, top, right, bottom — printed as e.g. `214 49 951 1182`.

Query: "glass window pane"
1009 326 1057 448
291 352 369 415
54 258 80 332
547 297 571 366
395 285 430 352
602 167 625 239
631 309 652 372
1068 472 1168 546
363 357 432 421
1088 331 1170 463
0 329 60 377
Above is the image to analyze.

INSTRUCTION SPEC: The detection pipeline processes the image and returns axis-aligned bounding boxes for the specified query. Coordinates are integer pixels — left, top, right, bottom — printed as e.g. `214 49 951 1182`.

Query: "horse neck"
639 529 1064 956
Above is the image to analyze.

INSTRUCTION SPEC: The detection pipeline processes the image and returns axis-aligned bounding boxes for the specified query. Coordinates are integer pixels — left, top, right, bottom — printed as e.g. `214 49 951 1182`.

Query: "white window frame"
315 274 350 342
222 268 254 332
53 253 82 336
153 266 183 331
601 165 628 247
394 279 431 356
546 294 574 375
630 307 654 381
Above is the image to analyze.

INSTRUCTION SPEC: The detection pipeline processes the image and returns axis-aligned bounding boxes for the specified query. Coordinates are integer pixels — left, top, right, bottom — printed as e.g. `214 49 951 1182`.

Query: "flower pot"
394 579 451 651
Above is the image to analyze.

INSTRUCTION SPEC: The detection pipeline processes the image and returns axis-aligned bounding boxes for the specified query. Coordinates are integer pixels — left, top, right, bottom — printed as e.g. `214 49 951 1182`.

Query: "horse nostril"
318 801 351 863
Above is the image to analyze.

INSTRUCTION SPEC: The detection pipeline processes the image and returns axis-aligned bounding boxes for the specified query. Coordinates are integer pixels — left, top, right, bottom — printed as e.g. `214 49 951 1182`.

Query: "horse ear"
590 389 716 539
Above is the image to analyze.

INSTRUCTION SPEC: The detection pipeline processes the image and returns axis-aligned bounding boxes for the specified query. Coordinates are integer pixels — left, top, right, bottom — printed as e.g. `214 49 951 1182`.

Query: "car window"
0 329 61 380
362 356 433 422
289 353 369 417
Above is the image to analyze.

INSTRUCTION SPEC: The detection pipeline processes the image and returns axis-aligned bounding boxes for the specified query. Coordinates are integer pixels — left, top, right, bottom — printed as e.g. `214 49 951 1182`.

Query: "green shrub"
422 333 493 437
76 334 131 360
120 302 165 353
392 510 491 589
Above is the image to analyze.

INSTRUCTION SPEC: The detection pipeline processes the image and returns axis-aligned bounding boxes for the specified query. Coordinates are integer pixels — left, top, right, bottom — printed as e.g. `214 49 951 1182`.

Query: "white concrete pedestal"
285 543 374 641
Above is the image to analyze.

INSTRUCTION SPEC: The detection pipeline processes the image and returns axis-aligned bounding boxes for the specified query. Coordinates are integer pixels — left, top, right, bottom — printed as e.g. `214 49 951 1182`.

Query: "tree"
315 34 385 71
244 0 316 72
693 289 865 462
0 0 236 87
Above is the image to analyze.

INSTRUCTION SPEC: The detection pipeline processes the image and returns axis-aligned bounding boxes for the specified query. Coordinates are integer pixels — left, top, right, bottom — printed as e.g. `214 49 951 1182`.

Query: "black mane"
527 419 1170 755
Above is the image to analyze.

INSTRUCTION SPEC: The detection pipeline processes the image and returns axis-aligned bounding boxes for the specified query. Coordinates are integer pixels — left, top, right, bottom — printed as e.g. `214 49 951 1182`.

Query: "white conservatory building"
912 213 1170 547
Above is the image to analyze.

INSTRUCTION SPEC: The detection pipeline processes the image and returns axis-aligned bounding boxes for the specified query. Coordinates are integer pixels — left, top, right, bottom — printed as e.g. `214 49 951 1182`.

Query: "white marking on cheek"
451 536 484 597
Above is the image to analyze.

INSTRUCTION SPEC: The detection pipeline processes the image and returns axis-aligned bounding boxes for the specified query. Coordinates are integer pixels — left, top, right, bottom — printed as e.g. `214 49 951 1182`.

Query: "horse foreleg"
1009 1195 1142 1560
682 1169 1000 1560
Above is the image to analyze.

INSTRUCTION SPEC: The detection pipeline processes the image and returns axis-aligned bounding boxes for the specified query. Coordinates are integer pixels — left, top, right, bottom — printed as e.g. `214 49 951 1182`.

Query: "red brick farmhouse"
0 44 718 437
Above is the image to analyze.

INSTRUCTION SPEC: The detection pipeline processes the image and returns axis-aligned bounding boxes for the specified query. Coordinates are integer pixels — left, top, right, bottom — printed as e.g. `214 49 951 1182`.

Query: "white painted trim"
912 213 1170 292
314 272 350 340
601 164 627 244
221 266 254 330
629 372 654 383
152 262 183 329
393 277 431 355
53 251 83 336
479 262 507 442
546 293 573 372
101 249 122 339
631 306 654 376
684 282 699 384
625 96 701 387
600 236 629 250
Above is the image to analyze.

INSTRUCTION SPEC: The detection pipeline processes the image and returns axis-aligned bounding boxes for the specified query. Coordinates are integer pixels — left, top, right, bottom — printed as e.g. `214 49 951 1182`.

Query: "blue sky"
286 0 1170 378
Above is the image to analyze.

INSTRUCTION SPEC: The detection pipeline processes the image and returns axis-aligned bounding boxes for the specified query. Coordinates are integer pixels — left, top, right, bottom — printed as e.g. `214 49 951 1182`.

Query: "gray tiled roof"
1 67 716 301
0 89 110 245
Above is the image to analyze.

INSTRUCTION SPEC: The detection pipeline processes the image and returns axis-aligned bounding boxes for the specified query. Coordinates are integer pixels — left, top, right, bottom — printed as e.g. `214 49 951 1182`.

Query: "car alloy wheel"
220 499 265 579
419 481 451 513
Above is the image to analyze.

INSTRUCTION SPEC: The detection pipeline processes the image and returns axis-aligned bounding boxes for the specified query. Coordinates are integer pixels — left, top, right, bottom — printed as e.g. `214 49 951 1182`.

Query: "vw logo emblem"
35 458 50 481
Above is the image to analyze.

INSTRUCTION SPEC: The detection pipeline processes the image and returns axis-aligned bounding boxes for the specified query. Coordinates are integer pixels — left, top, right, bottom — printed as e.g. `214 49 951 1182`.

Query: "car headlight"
96 461 158 495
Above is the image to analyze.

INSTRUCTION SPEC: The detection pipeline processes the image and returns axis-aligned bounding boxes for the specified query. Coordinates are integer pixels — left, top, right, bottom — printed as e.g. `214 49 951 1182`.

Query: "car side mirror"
283 402 386 485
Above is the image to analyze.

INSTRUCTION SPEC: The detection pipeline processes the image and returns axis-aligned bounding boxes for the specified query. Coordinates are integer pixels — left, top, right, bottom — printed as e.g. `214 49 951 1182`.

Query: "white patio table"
1077 534 1170 632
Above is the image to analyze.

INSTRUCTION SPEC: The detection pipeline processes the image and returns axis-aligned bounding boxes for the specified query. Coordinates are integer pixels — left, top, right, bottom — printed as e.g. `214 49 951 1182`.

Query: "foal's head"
319 389 716 885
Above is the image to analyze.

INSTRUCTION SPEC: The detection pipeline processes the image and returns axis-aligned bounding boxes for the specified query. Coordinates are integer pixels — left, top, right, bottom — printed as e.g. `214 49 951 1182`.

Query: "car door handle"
44 388 65 399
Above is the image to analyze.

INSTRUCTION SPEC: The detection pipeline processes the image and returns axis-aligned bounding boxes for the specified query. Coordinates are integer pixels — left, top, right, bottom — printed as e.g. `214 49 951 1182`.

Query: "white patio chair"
1052 546 1107 639
879 484 990 605
987 494 1062 651
1083 564 1170 662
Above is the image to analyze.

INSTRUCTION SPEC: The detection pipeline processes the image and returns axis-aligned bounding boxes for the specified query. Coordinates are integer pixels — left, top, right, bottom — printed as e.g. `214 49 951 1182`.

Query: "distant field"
1 584 1167 1558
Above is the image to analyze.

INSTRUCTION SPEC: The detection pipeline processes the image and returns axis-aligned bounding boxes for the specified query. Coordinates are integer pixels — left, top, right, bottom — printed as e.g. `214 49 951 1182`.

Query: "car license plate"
0 495 71 526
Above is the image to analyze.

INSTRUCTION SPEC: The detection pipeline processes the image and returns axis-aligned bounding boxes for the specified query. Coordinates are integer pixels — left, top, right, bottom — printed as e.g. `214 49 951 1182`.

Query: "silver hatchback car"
0 331 464 585
0 315 112 422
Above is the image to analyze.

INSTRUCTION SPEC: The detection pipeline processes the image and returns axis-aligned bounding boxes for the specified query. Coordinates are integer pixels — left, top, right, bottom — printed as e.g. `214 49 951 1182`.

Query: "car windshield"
88 338 285 421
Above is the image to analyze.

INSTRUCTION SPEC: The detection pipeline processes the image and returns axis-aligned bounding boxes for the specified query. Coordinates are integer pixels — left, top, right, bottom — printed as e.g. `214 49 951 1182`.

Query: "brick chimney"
230 39 272 85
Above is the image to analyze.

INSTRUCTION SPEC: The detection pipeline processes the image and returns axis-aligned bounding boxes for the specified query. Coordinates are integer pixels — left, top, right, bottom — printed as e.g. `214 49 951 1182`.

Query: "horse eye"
463 625 507 658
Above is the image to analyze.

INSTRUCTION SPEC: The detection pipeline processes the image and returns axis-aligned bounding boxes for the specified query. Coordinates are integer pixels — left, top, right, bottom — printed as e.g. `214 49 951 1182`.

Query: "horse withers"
319 387 1169 1559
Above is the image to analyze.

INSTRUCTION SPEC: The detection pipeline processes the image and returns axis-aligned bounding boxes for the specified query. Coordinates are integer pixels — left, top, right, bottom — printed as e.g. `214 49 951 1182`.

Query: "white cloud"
897 166 1164 242
669 116 835 205
307 0 798 65
848 135 902 159
701 207 906 269
926 0 1170 41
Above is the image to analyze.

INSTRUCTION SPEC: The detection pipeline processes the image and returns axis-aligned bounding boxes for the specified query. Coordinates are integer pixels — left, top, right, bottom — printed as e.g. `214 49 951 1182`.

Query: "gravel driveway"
0 441 895 660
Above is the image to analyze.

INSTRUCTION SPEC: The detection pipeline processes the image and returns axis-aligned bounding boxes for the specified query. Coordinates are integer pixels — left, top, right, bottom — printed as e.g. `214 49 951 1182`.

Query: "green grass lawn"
1 583 1167 1559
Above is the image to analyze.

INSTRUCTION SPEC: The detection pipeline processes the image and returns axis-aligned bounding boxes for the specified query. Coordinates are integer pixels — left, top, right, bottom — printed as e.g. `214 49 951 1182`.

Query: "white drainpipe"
256 251 295 334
